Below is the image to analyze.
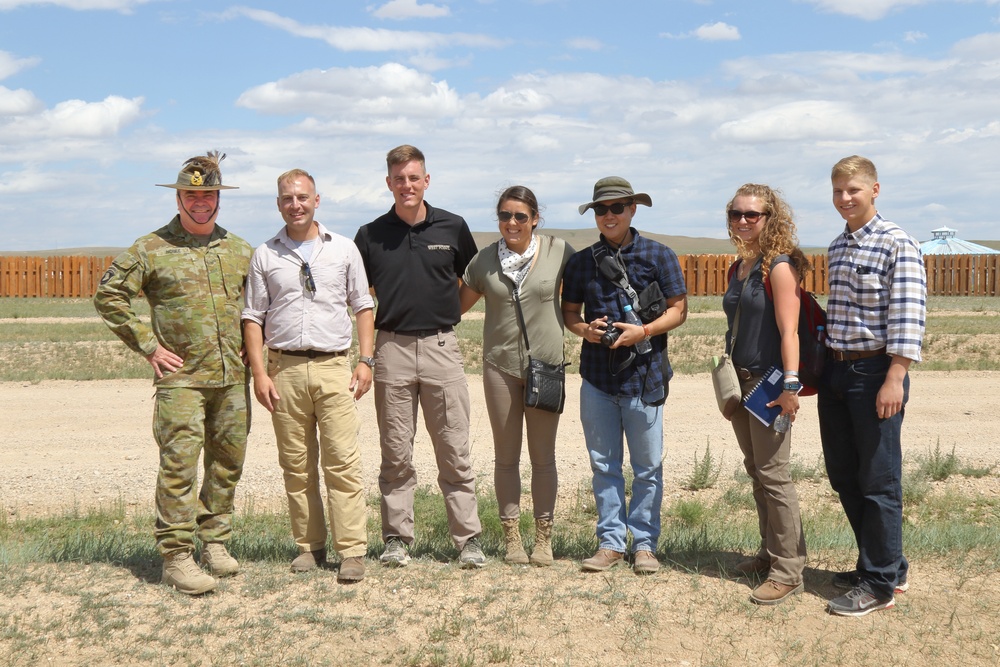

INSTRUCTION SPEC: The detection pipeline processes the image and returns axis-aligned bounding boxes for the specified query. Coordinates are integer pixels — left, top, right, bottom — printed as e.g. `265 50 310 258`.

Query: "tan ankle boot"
162 551 216 595
501 518 529 564
530 518 553 567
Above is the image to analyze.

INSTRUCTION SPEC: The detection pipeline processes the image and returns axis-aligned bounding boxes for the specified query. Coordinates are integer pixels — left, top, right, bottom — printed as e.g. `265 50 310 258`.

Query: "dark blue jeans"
818 355 908 599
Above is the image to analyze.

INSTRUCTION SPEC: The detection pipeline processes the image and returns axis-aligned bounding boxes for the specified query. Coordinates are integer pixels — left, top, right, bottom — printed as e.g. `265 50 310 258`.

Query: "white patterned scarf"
499 235 538 292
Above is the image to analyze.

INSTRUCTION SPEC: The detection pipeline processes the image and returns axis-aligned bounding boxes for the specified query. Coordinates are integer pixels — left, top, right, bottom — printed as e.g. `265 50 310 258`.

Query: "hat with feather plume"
156 150 238 191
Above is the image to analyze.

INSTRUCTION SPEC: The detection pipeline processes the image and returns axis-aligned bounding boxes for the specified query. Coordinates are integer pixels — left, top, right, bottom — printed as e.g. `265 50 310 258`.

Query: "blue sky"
2 0 1000 251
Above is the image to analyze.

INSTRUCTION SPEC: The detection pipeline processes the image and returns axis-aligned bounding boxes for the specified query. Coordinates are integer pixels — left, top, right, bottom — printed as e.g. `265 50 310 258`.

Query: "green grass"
0 297 149 318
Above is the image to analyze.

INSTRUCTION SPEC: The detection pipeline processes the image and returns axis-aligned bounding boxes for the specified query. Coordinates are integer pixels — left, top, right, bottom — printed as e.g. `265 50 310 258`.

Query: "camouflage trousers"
152 384 249 557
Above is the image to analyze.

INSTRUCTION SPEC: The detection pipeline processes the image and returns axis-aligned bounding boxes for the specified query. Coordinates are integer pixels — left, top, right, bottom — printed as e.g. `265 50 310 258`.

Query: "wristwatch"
783 381 803 395
359 356 376 369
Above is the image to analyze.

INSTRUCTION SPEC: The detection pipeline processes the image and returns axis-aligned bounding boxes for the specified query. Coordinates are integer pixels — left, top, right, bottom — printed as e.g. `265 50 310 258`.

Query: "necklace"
737 255 761 280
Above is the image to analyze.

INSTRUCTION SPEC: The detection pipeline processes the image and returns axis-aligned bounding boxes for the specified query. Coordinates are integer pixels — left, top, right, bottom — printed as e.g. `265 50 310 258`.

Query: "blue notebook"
742 366 784 426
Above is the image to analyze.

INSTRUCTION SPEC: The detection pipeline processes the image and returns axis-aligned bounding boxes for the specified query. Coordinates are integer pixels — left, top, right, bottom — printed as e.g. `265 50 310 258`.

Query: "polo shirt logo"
427 244 451 251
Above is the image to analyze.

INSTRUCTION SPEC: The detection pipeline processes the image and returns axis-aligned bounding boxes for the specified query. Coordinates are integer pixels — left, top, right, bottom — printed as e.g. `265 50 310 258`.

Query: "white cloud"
236 64 463 118
371 0 450 20
0 51 40 80
714 100 873 142
694 22 741 41
904 31 927 43
224 7 503 52
0 0 149 11
0 95 143 142
0 86 42 114
565 37 604 51
801 0 926 20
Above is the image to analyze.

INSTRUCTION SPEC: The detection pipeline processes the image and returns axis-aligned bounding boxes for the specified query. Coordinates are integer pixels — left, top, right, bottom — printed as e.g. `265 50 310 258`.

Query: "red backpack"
727 260 826 396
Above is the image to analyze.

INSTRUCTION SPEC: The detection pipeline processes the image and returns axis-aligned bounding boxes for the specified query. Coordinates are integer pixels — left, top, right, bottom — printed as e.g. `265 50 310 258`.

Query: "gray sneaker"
458 537 486 569
379 538 410 567
828 586 895 617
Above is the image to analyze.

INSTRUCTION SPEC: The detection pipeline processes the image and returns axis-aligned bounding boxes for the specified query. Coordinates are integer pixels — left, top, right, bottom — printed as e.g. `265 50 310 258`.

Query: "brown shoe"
633 550 660 575
734 557 770 577
337 556 366 583
291 549 327 573
581 548 624 572
750 579 804 606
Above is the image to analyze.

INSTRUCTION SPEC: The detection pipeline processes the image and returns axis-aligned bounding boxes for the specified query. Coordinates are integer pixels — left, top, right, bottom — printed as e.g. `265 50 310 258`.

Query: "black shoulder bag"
512 286 566 414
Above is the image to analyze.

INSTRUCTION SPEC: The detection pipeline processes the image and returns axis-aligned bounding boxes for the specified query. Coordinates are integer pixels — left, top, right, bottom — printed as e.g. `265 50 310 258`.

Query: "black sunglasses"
593 201 632 216
301 262 317 293
728 210 766 223
498 211 531 223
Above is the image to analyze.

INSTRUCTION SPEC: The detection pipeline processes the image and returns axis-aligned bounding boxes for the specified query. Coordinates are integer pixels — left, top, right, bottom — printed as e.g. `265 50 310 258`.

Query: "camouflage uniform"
95 215 253 557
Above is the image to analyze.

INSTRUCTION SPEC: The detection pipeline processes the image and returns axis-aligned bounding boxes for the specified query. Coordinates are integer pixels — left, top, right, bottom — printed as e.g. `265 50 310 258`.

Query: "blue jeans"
818 354 909 598
580 380 664 554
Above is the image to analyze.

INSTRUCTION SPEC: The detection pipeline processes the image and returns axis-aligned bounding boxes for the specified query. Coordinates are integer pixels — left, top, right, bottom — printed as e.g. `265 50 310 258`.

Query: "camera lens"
600 326 621 348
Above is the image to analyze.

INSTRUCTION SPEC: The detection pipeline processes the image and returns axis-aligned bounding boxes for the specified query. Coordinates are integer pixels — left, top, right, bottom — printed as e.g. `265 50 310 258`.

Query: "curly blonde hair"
725 183 811 281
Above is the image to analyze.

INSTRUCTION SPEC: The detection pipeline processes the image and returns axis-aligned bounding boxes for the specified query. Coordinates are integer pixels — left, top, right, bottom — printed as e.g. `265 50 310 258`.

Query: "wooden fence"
1 253 999 298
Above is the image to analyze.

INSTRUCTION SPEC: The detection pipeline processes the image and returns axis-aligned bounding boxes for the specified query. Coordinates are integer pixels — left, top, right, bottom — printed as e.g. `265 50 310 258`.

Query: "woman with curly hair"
722 183 810 605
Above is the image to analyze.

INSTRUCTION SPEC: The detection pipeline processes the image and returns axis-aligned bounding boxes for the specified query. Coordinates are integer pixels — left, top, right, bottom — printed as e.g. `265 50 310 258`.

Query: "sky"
2 0 1000 252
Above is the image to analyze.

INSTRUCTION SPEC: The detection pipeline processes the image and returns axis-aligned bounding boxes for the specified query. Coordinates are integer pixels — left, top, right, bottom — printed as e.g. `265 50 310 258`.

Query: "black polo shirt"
354 202 478 332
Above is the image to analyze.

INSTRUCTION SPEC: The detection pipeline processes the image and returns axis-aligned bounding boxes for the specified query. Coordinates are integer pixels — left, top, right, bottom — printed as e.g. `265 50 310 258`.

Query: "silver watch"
358 356 376 369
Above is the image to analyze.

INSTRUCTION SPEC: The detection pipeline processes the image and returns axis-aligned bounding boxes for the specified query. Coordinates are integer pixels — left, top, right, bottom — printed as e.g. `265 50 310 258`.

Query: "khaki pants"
483 362 559 521
152 384 248 557
269 352 367 558
374 329 480 549
730 373 807 586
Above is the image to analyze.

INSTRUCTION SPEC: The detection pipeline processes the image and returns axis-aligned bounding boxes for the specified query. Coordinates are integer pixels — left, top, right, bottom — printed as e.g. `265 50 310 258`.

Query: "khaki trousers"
374 329 480 549
730 373 807 586
269 352 367 558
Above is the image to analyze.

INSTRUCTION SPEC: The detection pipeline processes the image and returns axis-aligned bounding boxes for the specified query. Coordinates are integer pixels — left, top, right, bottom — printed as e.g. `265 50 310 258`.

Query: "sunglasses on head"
592 201 632 216
727 210 766 223
498 211 531 223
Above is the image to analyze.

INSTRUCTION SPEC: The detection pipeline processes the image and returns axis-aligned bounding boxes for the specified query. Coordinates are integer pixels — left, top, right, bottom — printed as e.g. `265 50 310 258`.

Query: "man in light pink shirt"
243 169 375 583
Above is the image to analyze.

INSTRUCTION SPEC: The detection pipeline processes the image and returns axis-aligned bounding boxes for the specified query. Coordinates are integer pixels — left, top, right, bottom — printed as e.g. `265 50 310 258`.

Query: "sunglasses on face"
593 201 632 216
727 210 766 223
498 211 531 223
301 262 317 293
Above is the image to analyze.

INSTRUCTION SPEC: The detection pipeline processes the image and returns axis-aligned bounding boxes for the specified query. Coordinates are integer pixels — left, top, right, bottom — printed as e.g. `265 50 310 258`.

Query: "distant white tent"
920 226 1000 255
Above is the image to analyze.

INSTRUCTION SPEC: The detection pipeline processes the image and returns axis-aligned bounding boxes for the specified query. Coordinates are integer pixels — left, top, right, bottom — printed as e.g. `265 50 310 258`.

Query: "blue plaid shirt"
826 213 926 362
562 230 687 398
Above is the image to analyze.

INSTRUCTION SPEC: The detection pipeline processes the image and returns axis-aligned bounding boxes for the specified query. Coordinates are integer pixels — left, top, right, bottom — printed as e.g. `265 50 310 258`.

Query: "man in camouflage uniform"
94 151 253 595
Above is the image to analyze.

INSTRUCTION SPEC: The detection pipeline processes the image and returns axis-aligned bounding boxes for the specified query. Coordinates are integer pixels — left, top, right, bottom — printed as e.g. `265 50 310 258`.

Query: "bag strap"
510 281 566 367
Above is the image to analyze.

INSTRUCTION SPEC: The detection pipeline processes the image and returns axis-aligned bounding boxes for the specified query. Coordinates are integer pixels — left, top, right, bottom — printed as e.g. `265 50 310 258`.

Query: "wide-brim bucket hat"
156 150 238 191
578 176 651 214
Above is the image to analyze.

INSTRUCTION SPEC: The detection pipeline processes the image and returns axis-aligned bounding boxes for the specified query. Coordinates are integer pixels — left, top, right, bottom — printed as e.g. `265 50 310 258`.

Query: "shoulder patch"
99 267 116 285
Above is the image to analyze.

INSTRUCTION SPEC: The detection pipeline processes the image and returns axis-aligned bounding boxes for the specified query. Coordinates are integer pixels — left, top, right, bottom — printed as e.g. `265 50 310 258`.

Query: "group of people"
94 148 925 619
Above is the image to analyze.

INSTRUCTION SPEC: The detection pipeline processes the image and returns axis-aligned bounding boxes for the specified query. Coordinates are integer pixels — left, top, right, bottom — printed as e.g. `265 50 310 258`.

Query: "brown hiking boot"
633 550 660 575
734 557 770 577
200 542 239 577
581 548 624 572
502 518 529 565
291 548 327 573
529 518 553 567
162 552 216 595
750 579 804 605
337 556 366 583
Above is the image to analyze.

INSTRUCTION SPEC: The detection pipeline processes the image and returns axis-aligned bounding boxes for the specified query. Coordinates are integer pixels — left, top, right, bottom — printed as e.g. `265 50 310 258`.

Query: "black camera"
600 324 622 348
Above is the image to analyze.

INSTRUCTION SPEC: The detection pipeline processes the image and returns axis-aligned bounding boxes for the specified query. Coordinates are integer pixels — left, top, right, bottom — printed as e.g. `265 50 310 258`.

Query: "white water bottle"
622 304 652 354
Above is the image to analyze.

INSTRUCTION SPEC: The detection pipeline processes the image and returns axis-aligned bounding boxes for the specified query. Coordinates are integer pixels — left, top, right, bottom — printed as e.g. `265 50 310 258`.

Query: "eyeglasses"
728 210 766 223
593 201 632 216
498 211 531 223
301 262 317 293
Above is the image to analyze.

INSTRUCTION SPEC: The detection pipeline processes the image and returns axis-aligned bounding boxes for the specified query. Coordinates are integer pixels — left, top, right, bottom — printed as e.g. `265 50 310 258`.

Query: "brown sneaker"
337 556 366 583
200 542 239 577
633 550 660 575
162 552 216 595
750 579 804 606
291 549 327 573
581 548 624 572
734 557 770 577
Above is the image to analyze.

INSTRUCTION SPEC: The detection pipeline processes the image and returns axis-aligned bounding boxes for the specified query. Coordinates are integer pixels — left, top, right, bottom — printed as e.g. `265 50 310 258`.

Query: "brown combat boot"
162 551 216 595
200 542 239 577
291 548 327 573
502 518 529 565
529 518 553 567
337 556 366 583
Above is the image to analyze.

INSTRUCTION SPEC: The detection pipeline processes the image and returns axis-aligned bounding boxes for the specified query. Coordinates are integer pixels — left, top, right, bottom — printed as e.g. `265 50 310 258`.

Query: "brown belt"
734 367 754 382
270 348 348 359
829 347 886 362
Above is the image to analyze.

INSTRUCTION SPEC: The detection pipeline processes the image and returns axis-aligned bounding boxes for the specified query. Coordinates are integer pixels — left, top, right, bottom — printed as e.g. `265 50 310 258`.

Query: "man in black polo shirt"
354 145 485 569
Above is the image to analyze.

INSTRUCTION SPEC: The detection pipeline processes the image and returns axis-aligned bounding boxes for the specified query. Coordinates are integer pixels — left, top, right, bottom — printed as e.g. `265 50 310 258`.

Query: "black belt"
394 326 453 337
270 348 348 359
829 347 886 362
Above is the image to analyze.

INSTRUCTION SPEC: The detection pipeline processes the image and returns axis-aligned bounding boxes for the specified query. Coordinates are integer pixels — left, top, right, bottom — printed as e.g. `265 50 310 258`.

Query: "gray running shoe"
828 586 895 617
459 537 487 569
380 538 410 567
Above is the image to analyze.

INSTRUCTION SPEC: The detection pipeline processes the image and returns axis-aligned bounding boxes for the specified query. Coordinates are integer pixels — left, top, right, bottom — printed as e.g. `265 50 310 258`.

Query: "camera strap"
591 244 641 310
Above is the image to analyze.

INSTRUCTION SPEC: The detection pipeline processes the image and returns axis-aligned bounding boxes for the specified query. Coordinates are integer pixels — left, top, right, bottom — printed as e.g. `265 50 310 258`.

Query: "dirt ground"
2 372 1000 667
